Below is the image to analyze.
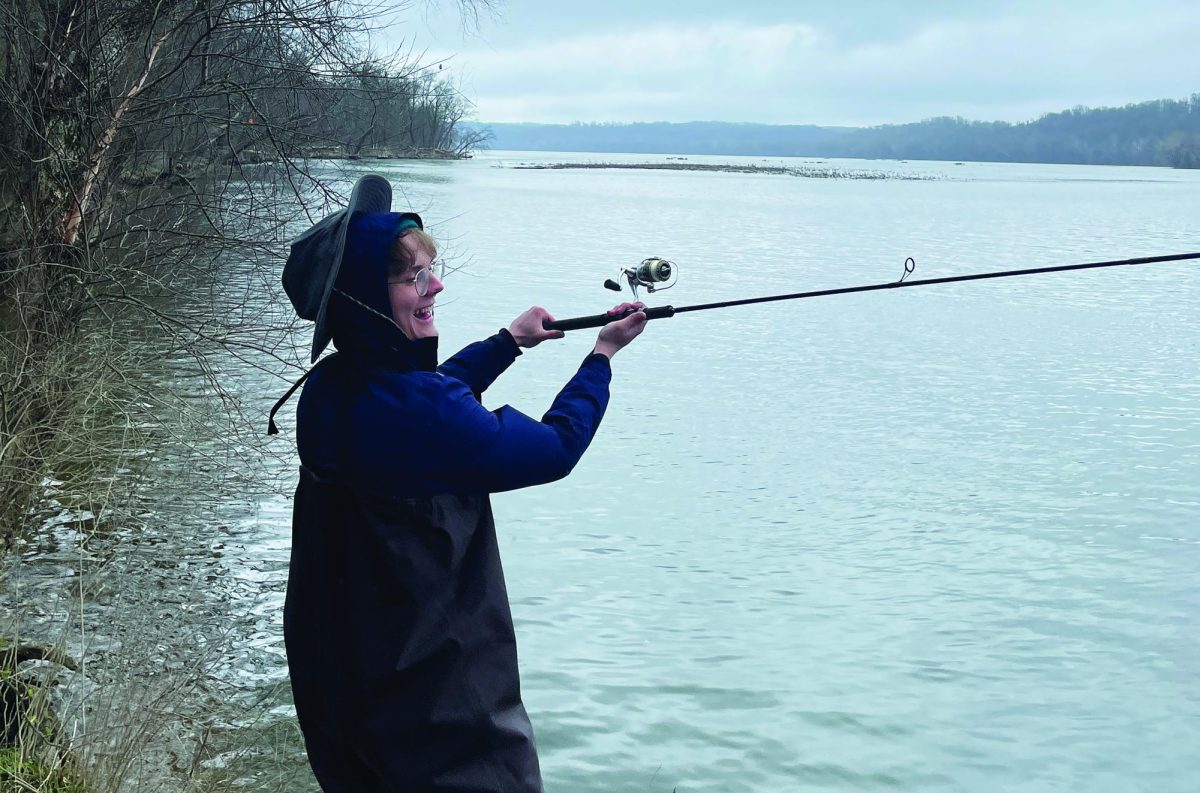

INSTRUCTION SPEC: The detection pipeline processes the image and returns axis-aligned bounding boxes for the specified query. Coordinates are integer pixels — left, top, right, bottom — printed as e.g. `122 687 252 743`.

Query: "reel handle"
544 305 676 332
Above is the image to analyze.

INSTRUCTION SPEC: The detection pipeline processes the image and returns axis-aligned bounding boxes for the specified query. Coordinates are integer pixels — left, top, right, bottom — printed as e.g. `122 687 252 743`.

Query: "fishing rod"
543 251 1200 332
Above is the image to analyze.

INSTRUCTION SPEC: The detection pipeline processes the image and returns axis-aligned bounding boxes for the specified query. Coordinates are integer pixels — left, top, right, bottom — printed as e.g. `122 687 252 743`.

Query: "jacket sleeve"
436 329 522 398
404 353 612 494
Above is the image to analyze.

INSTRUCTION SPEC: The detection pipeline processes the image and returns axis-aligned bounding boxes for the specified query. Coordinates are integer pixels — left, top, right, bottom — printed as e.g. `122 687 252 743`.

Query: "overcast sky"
387 0 1199 126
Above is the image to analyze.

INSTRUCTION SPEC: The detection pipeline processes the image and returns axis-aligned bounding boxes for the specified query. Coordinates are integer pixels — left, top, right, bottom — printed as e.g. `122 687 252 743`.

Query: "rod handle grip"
544 305 676 332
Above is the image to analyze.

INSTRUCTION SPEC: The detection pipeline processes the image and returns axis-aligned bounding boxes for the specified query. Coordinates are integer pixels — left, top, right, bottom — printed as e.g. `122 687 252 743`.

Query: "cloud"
431 10 1200 125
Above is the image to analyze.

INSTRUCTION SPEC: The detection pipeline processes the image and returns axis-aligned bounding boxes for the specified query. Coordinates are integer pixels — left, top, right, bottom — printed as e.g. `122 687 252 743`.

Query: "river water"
5 152 1199 792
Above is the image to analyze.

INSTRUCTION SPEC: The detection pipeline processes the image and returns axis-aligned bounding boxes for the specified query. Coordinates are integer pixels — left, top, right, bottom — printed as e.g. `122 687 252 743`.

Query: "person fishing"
273 174 647 792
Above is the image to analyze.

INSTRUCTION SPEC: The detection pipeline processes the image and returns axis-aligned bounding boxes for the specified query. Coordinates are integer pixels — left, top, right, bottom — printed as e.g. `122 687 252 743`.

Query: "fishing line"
543 251 1200 332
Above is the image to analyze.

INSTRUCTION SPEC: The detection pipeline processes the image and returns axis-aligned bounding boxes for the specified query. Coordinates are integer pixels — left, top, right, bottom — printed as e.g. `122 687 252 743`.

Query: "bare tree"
0 0 488 545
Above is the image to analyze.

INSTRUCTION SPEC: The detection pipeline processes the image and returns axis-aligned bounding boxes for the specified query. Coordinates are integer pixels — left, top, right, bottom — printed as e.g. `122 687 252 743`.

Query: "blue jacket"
284 213 611 792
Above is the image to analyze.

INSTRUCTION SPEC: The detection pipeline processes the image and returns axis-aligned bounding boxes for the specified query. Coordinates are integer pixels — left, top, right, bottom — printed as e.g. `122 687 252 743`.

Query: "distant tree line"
824 96 1200 167
474 94 1200 168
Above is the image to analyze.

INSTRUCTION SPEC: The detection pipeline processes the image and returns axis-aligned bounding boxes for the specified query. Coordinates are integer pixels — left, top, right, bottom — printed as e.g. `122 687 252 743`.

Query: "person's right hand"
593 302 648 359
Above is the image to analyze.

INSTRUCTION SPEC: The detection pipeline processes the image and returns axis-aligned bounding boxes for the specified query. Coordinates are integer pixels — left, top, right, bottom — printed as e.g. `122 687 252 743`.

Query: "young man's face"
388 233 443 340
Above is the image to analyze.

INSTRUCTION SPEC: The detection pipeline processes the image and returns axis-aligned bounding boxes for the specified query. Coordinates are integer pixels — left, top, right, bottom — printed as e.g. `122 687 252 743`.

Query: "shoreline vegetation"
1 0 486 544
510 160 938 180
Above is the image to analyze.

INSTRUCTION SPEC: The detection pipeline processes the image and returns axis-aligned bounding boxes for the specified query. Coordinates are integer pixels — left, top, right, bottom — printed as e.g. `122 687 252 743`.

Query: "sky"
384 0 1200 127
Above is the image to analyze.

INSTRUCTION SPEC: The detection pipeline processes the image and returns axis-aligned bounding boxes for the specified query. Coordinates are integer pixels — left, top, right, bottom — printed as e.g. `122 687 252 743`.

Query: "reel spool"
604 257 679 300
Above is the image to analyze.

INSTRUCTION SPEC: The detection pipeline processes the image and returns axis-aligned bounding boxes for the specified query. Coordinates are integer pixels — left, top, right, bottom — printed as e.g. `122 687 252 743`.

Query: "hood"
328 212 437 372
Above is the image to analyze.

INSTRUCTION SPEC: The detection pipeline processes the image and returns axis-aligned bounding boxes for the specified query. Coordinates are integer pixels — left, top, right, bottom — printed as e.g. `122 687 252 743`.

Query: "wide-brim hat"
282 174 423 362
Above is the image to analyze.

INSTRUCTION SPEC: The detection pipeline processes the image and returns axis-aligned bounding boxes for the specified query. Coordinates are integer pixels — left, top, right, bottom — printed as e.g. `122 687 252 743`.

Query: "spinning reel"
604 257 679 300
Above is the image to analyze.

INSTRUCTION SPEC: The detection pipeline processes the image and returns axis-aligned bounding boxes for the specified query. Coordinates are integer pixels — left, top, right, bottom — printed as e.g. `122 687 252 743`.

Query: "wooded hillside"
474 95 1200 167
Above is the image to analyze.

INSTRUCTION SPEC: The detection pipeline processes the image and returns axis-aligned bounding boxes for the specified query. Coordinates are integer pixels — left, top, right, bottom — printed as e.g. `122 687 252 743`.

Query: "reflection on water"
4 153 1199 792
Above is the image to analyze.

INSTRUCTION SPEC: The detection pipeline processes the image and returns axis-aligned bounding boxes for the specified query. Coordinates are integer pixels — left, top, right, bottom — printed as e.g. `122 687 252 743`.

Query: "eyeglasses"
388 262 444 297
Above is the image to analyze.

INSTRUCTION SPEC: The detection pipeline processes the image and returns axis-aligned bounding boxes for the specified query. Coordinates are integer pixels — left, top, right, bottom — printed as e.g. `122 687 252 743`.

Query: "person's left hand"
508 306 566 348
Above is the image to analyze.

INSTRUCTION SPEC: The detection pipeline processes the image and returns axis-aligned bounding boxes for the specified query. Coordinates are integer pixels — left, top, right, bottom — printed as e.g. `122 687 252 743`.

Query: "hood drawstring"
268 356 333 435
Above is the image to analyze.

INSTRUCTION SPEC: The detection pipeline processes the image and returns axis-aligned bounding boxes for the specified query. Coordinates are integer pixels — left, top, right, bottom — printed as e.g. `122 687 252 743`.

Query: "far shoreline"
508 160 938 180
